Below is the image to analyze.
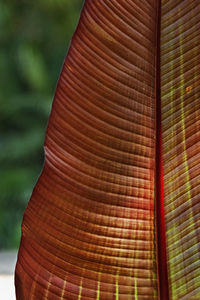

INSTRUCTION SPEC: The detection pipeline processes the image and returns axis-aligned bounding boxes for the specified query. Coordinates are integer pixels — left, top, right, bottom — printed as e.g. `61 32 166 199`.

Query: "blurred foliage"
0 0 83 249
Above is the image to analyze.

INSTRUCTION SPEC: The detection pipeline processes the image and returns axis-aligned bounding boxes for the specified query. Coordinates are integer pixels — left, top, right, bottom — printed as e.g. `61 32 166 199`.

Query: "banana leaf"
15 1 200 299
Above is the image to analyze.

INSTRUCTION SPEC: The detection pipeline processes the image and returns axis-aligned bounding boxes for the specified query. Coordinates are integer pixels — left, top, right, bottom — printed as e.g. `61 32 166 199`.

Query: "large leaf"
15 0 200 299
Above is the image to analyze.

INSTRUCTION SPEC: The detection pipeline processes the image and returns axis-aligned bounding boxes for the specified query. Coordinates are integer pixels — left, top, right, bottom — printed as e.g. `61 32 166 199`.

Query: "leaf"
17 44 48 91
15 1 200 299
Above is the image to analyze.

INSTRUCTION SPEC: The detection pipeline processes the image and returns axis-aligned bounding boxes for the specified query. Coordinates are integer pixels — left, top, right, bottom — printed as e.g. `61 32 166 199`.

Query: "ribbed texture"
15 1 159 299
161 1 200 299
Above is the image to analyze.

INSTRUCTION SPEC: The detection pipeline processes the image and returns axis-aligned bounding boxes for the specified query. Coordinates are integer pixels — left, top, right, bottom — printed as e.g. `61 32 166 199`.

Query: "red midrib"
156 1 169 299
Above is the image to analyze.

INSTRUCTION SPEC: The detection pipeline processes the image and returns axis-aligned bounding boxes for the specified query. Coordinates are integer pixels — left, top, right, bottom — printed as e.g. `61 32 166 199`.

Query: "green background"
0 0 83 249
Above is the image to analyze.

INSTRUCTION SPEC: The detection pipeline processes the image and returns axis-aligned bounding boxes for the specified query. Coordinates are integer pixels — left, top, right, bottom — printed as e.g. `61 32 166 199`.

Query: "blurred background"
0 0 83 251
